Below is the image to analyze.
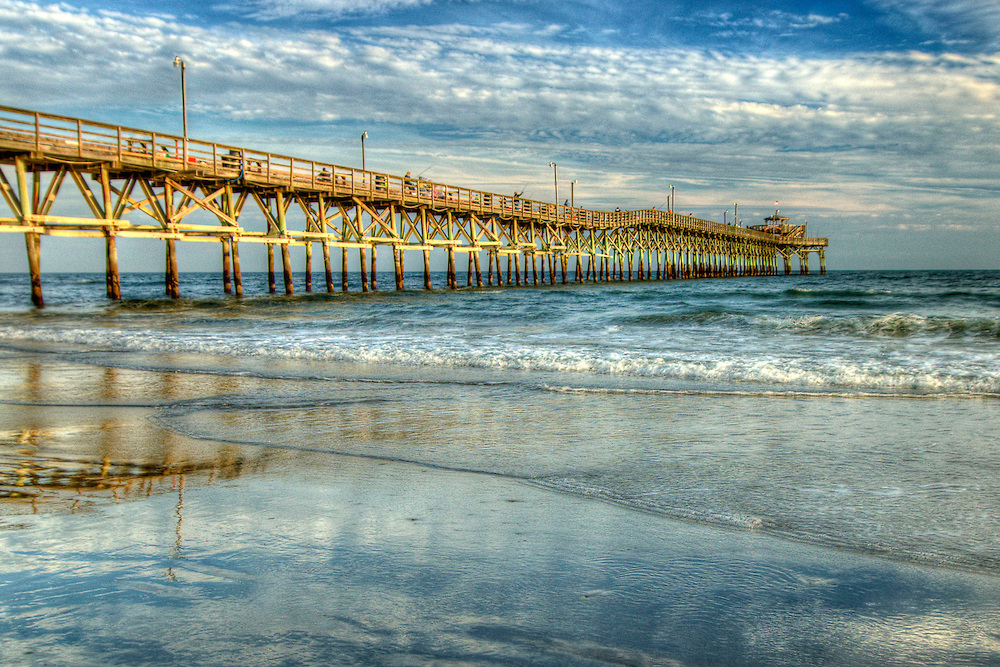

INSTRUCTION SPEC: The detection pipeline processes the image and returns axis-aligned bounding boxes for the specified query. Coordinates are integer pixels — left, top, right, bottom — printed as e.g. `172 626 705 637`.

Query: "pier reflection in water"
0 358 286 516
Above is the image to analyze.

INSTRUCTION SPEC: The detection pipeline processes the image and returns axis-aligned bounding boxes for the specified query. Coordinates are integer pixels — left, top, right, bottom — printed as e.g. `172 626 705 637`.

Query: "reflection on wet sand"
1 357 261 406
0 415 275 516
0 357 286 518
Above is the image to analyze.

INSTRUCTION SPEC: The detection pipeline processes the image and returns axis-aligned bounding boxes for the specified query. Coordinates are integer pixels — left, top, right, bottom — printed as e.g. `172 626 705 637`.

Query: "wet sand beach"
3 344 1000 666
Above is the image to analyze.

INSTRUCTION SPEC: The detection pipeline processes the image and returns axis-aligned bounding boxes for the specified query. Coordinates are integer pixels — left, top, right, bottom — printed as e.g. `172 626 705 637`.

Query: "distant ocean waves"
0 321 996 396
616 309 1000 340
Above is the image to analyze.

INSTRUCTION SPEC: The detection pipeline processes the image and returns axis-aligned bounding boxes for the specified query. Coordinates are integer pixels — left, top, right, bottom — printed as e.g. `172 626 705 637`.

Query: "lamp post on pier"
361 131 368 171
549 162 558 215
172 56 188 165
571 179 578 208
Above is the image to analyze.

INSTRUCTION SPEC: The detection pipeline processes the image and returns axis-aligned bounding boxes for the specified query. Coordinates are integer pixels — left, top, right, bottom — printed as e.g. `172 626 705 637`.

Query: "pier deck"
0 105 827 305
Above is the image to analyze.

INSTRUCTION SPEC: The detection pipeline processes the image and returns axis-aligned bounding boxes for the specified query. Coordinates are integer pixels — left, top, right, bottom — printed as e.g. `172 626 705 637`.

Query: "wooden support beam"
105 235 120 300
422 247 432 290
359 246 369 292
447 245 456 289
164 180 179 299
165 238 179 299
267 244 276 294
0 166 22 219
394 245 404 291
69 170 105 220
319 242 332 292
232 238 243 296
38 167 66 217
222 237 233 294
276 191 294 295
305 241 313 292
25 232 42 307
100 165 120 300
342 246 349 292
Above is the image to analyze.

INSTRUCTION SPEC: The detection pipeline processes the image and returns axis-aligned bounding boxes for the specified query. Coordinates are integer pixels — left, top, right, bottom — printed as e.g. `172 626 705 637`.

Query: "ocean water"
2 269 1000 665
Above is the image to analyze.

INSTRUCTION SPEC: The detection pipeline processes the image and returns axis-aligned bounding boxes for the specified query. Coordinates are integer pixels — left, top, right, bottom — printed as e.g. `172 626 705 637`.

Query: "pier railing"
0 104 816 246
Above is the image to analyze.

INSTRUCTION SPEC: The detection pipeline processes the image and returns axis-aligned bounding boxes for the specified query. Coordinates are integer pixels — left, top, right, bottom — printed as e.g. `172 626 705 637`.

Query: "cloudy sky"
1 0 999 269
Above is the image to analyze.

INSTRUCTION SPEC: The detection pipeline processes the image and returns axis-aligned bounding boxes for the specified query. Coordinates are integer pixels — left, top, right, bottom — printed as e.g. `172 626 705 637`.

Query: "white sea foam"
2 319 997 396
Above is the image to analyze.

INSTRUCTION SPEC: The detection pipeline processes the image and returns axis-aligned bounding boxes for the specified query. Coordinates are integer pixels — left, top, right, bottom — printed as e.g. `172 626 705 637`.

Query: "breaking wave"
1 318 997 396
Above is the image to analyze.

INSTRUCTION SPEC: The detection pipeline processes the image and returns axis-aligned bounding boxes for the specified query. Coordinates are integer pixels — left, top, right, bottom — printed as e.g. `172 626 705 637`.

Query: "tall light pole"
172 56 188 165
361 131 368 171
549 162 558 212
670 184 675 213
571 179 578 208
734 202 738 227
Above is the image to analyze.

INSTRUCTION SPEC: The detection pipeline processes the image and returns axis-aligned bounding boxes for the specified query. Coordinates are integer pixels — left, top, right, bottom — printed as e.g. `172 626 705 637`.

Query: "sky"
1 0 999 271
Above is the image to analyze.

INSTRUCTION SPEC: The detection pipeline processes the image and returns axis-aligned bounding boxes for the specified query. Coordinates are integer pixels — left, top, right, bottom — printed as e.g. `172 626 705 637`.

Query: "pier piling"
25 232 42 307
359 246 368 292
304 242 312 292
165 239 179 299
267 245 276 294
323 243 334 292
222 237 233 294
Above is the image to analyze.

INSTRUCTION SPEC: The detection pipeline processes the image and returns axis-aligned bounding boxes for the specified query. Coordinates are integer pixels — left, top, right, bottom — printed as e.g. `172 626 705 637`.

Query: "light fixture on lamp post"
361 132 368 171
172 56 188 165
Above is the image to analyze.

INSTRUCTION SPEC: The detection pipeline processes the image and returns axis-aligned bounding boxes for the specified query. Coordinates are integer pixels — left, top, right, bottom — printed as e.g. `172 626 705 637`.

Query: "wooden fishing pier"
0 105 827 306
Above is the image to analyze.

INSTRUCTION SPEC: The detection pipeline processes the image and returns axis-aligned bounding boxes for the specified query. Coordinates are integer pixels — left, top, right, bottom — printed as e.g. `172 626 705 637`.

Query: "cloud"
2 2 996 158
686 9 850 34
214 0 436 20
0 0 998 259
868 0 1000 47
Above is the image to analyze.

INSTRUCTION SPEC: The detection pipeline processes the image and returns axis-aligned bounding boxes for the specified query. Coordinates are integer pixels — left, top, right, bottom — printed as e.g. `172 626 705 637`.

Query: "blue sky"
1 0 999 270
